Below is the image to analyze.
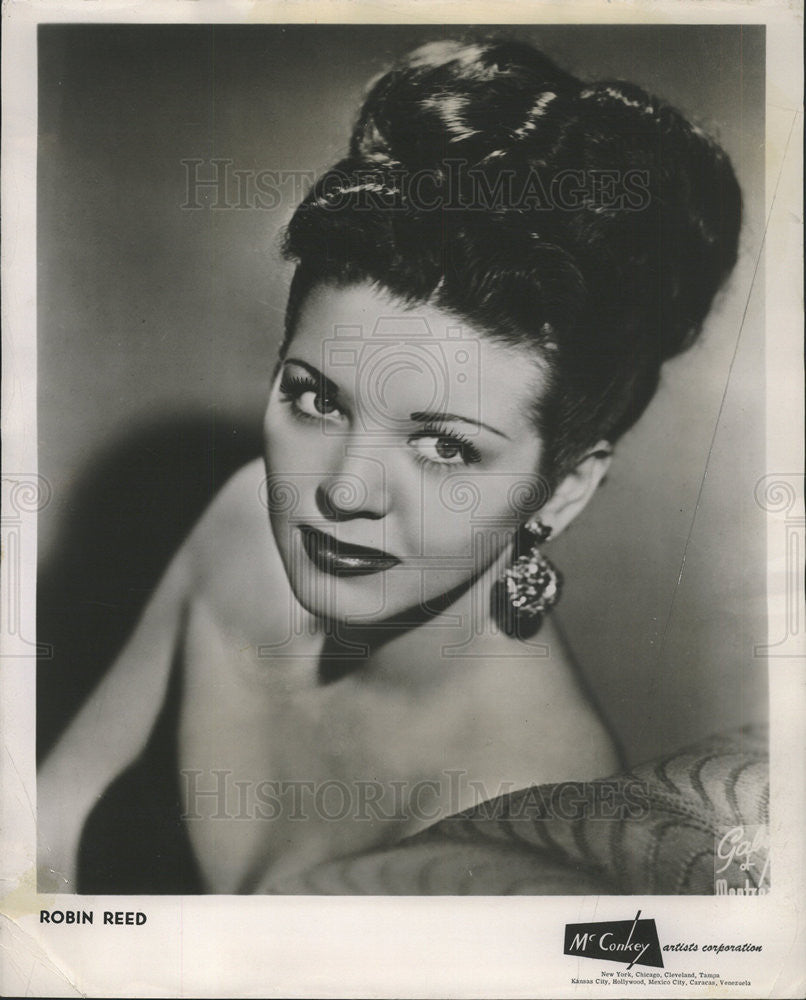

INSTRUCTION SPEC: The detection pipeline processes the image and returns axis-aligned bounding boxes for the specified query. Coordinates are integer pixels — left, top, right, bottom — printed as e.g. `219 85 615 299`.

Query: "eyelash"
278 373 341 423
408 423 482 469
278 371 483 468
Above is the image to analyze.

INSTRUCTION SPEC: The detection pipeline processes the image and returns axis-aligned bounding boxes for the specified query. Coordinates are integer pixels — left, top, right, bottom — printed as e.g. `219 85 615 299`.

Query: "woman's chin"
270 519 486 629
282 566 471 631
281 564 403 625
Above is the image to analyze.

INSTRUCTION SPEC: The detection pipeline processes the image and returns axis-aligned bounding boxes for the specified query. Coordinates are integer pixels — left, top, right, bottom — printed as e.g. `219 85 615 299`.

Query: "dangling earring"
493 519 562 638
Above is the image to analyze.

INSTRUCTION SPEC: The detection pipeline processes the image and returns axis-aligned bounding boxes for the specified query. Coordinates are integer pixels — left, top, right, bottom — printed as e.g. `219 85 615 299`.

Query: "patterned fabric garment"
266 726 769 895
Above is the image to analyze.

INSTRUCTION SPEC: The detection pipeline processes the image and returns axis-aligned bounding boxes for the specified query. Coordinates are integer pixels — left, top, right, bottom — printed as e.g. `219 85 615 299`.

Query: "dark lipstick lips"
299 525 400 576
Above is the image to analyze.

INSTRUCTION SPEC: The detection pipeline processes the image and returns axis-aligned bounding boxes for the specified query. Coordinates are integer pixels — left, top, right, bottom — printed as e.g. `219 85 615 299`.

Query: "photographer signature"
716 825 770 886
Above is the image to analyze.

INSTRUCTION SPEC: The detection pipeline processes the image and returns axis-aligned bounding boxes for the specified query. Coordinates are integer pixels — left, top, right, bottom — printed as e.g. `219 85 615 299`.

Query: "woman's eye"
279 373 344 423
295 390 341 419
408 434 481 467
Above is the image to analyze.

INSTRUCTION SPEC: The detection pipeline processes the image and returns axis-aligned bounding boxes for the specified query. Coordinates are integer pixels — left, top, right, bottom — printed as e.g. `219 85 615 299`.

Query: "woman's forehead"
289 280 546 431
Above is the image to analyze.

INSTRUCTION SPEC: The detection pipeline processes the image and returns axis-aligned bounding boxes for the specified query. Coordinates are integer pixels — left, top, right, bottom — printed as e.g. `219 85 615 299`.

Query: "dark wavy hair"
281 38 742 483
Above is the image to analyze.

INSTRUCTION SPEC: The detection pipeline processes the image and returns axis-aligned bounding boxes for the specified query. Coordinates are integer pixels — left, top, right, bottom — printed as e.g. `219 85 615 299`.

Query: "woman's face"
262 280 549 625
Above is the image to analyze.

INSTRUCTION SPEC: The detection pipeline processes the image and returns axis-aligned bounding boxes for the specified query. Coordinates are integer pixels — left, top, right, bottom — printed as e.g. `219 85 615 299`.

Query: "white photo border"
2 1 803 997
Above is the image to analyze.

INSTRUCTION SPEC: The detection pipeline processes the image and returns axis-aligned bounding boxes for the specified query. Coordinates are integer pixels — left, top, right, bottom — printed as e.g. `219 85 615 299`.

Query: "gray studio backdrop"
37 24 766 765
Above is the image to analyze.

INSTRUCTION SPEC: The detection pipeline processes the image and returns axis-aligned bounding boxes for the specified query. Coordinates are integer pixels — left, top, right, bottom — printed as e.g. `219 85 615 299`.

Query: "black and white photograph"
2 1 804 997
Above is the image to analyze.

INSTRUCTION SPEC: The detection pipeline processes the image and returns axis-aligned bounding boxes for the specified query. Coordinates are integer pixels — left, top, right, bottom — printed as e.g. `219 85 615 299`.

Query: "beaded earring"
493 519 562 638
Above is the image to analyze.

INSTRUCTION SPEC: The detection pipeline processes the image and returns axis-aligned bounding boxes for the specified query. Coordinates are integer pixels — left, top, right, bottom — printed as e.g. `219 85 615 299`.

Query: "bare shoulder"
460 618 622 784
37 460 283 889
180 458 294 641
184 458 268 562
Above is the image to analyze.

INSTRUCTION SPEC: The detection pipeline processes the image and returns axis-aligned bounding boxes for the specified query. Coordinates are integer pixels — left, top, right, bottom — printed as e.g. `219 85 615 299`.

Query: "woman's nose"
315 452 391 522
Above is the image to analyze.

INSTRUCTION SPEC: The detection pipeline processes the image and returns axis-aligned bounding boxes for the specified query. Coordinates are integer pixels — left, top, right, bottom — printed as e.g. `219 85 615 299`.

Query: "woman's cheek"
424 479 520 562
263 406 316 474
262 401 282 465
414 486 473 561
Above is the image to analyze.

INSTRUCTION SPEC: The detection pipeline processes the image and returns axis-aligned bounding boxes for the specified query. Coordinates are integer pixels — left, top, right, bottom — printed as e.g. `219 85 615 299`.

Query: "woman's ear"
534 440 613 538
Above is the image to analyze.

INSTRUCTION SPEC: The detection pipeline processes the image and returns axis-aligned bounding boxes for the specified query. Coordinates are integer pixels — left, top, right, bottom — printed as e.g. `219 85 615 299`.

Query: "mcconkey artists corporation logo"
564 911 663 970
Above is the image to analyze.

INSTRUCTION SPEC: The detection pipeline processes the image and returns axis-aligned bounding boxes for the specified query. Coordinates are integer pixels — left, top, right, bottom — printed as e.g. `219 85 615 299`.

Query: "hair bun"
578 80 661 117
565 78 742 360
351 39 579 172
283 38 743 477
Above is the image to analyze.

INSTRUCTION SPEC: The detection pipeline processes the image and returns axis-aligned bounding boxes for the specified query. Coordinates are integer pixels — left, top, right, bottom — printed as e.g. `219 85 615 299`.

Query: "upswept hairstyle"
281 38 742 482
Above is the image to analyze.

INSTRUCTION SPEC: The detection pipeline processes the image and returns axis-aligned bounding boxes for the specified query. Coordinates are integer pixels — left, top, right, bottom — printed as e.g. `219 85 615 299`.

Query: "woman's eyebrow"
283 357 339 395
410 410 510 440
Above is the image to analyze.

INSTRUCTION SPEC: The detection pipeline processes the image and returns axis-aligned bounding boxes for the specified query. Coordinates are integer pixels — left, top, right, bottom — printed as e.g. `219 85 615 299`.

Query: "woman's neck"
312 546 546 691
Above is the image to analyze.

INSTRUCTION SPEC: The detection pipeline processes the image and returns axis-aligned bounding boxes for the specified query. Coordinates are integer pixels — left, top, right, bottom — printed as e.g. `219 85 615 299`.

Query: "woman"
39 38 762 895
